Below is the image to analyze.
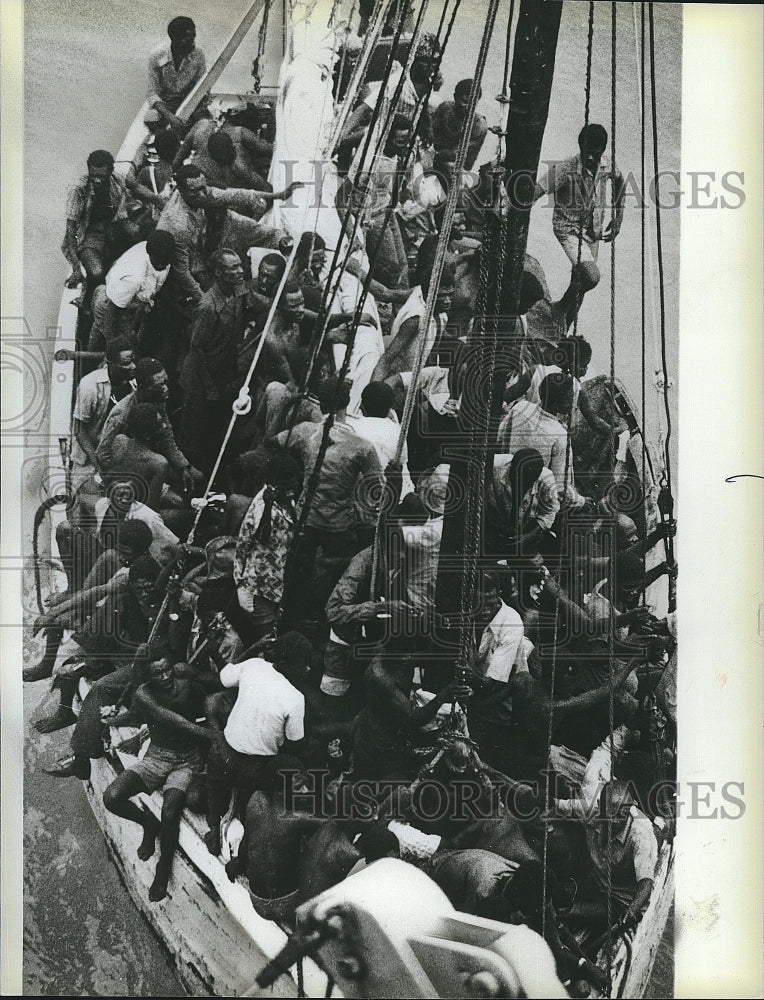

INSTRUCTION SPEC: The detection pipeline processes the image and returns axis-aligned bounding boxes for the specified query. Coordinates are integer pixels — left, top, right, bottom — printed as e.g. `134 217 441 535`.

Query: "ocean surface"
20 0 680 994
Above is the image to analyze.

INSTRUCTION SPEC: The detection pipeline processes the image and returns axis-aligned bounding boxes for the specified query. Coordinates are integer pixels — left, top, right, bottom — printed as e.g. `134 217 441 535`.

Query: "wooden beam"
177 0 271 121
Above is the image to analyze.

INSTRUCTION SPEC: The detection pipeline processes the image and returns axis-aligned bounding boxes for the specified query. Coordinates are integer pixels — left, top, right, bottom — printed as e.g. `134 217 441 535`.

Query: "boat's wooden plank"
177 0 269 123
84 757 299 997
607 842 675 998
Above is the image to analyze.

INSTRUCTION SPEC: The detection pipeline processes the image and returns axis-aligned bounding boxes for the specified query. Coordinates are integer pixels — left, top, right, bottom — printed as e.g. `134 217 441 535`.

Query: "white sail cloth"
264 3 346 255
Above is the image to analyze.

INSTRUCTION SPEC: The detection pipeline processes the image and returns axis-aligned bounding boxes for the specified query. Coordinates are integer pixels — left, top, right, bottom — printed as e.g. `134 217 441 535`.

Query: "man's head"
126 400 162 446
207 130 236 167
127 554 161 601
509 448 545 496
167 15 196 55
454 78 479 111
105 337 136 385
277 281 305 324
598 779 636 831
420 262 456 316
145 228 175 271
386 114 412 158
175 163 209 209
265 451 303 496
272 631 313 686
108 478 137 513
432 150 457 185
355 826 401 863
295 231 326 278
317 375 351 415
578 123 608 174
115 519 153 566
145 642 176 692
417 463 450 516
152 128 181 164
135 357 169 404
86 149 114 192
257 253 286 297
360 380 395 418
475 572 502 623
538 372 574 417
567 335 593 378
213 247 245 291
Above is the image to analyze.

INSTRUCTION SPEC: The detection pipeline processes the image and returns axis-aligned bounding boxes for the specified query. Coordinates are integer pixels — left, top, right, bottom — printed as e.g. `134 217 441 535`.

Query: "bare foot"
148 870 169 903
204 828 221 856
34 707 77 733
137 819 160 861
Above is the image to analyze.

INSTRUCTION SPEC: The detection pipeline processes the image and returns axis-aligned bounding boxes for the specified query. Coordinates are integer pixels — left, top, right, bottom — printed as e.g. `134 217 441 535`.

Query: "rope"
278 0 440 614
605 7 619 991
287 0 420 415
499 0 516 100
543 0 595 939
639 1 647 607
647 3 673 498
609 2 617 385
368 0 491 601
571 0 595 340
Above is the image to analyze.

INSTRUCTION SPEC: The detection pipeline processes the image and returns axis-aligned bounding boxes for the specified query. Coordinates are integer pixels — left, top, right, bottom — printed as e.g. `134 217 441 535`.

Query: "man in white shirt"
348 380 408 472
204 632 312 856
463 573 529 769
88 230 175 351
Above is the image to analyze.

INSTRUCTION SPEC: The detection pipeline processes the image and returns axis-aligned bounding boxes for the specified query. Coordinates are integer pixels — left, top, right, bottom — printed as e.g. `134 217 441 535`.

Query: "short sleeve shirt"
220 657 305 756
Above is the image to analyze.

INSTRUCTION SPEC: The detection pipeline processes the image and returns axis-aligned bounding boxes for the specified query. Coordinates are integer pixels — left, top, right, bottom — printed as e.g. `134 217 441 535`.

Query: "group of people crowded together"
31 10 677 994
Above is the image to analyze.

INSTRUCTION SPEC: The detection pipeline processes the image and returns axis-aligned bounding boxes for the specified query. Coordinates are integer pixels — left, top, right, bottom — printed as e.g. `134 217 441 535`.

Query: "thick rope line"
279 1 452 613
639 1 648 606
543 0 595 939
605 4 618 993
290 0 429 417
285 0 421 431
647 2 673 498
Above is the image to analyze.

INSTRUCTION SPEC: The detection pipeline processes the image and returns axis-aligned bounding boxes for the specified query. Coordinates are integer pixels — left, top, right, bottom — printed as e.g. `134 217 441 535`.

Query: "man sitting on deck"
204 632 313 857
87 230 175 352
62 150 134 301
102 642 214 902
173 118 272 191
146 16 207 134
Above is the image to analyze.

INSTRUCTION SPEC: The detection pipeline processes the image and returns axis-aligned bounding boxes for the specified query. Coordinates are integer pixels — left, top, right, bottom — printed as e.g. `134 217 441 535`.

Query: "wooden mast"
433 0 563 669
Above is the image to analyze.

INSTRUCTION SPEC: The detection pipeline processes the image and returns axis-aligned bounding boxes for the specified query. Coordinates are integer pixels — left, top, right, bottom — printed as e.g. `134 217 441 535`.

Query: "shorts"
131 743 203 794
557 233 600 266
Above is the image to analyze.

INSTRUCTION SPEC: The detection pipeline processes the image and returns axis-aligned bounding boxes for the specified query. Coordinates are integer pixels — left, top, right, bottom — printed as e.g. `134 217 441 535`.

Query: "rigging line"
499 0 516 100
278 2 438 610
647 2 673 497
631 2 663 396
286 0 418 419
609 1 616 385
325 0 396 157
544 0 594 940
371 0 498 585
571 0 595 341
640 1 647 608
291 0 455 418
606 13 618 984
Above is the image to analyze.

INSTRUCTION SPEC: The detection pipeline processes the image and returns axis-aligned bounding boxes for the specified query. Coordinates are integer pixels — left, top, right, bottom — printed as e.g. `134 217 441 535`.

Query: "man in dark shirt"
431 79 488 171
102 643 217 902
180 248 249 473
274 377 385 621
98 357 202 495
62 150 133 298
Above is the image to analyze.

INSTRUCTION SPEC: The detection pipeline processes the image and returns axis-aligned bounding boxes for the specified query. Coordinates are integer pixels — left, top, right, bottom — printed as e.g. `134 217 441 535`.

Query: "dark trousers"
206 738 280 824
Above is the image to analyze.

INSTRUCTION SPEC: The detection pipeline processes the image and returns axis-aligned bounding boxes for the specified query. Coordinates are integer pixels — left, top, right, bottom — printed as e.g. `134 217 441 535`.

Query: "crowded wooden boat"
31 1 678 995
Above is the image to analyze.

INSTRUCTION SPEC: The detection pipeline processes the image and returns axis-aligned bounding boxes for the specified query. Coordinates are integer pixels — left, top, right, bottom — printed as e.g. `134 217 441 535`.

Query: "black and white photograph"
2 1 762 997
